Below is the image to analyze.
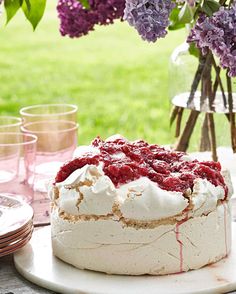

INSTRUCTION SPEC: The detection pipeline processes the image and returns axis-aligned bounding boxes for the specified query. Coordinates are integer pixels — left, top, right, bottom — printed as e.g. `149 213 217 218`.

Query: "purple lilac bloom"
57 0 97 38
91 0 125 25
57 0 125 38
188 4 236 77
124 0 175 42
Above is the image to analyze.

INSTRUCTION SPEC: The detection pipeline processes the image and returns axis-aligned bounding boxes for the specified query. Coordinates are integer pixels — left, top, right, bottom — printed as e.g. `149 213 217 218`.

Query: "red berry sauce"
55 137 228 197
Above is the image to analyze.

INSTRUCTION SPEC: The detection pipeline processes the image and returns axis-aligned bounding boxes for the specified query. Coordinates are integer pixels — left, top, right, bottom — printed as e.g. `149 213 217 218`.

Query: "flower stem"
226 72 236 152
175 107 184 138
200 52 212 110
207 113 218 161
175 110 200 152
170 106 180 126
212 57 227 108
200 114 211 151
187 53 207 107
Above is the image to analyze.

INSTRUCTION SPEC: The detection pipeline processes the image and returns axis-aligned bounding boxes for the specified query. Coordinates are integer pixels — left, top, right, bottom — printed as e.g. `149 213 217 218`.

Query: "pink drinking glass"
0 133 37 203
20 104 78 123
21 120 78 193
0 116 22 132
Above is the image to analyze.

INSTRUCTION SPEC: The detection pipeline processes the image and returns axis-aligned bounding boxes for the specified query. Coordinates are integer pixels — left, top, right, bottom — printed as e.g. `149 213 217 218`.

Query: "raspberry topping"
55 137 228 196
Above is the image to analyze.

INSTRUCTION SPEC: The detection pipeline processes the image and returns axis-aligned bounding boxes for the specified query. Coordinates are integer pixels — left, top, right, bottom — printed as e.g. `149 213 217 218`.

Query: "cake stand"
14 224 236 294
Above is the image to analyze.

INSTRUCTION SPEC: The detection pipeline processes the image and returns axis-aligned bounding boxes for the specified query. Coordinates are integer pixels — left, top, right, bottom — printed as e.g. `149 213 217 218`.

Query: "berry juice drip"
222 201 228 256
175 214 188 273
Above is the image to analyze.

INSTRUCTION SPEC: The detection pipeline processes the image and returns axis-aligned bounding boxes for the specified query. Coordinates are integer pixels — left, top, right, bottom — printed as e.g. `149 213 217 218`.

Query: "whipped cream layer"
51 160 233 221
51 201 231 275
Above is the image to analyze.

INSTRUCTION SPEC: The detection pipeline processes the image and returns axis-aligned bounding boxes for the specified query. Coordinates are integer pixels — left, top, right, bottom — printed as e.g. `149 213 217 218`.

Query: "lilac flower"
57 0 97 38
124 0 175 42
57 0 125 38
91 0 125 25
188 4 236 77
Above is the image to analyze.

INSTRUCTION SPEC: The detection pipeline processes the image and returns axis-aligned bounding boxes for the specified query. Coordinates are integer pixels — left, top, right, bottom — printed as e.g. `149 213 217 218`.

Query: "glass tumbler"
0 133 37 203
20 104 78 123
21 120 78 192
0 116 22 132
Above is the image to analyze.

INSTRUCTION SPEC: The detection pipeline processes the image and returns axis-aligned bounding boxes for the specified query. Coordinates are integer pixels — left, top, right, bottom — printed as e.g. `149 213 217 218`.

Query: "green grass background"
0 0 185 145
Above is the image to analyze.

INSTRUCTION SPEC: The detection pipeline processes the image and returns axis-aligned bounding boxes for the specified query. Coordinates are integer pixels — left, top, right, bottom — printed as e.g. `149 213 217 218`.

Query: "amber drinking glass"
21 120 78 192
20 104 78 123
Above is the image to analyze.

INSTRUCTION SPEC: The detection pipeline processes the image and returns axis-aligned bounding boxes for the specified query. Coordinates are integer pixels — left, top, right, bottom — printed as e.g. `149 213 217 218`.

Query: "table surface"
0 192 236 294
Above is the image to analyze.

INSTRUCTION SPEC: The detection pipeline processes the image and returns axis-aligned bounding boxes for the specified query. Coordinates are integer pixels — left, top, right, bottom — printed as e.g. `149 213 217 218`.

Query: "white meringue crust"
50 145 233 276
51 202 231 275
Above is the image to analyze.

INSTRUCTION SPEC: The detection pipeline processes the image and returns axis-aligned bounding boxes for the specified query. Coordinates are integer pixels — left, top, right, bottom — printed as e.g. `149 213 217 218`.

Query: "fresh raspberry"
54 137 227 197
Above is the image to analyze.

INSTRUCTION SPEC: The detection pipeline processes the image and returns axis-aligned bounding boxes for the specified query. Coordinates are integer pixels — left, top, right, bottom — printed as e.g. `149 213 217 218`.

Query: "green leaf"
201 0 220 16
168 7 185 30
188 43 200 58
24 0 31 11
22 0 47 30
169 7 179 23
77 0 90 9
4 0 21 24
178 2 196 24
168 22 185 31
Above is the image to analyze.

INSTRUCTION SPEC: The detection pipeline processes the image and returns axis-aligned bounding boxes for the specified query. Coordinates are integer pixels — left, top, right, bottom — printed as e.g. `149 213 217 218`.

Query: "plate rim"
0 195 34 237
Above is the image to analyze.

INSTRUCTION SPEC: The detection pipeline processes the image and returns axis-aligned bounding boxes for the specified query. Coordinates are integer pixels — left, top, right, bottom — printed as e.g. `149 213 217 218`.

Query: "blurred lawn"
0 1 185 145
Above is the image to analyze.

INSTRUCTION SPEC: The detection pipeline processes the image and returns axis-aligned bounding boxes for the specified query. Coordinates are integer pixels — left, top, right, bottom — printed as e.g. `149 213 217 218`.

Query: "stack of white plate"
0 195 34 257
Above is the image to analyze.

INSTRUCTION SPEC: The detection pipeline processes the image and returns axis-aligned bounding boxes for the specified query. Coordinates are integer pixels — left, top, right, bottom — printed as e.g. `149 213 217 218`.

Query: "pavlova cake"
50 135 233 275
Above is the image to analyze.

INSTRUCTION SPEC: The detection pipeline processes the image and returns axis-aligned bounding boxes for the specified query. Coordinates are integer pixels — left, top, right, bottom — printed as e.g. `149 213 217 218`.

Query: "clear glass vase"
169 41 236 148
169 42 236 113
169 41 236 182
